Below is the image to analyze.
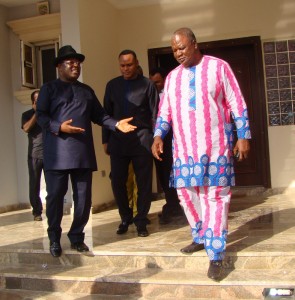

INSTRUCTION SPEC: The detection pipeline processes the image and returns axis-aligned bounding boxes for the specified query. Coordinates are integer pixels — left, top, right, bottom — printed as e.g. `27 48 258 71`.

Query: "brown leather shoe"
180 242 204 254
207 260 223 281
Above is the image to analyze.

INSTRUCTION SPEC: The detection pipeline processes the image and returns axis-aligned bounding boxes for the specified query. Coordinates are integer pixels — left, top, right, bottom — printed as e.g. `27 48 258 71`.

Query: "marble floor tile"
0 189 295 299
0 191 295 256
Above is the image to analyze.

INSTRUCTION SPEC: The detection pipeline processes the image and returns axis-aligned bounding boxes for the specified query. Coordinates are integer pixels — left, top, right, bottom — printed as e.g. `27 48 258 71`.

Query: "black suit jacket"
102 75 158 156
37 79 117 171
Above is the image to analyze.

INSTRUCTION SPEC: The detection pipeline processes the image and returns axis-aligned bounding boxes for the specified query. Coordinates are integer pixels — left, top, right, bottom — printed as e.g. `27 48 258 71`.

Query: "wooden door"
148 36 271 187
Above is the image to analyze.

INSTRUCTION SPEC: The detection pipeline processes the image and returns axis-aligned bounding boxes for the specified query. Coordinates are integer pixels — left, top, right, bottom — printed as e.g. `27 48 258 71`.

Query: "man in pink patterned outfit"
152 28 251 281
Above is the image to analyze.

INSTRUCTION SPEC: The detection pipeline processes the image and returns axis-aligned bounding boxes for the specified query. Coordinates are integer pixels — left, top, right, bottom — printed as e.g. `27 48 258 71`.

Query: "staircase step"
0 249 294 270
1 193 294 299
0 289 142 300
1 263 294 299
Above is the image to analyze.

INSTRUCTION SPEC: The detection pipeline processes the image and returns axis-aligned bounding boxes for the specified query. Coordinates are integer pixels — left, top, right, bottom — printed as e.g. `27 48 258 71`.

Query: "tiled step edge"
0 264 294 299
0 250 294 270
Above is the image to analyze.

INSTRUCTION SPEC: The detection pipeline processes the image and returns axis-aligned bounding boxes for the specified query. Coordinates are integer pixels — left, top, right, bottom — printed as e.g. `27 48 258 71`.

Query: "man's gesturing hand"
116 117 137 133
60 119 85 134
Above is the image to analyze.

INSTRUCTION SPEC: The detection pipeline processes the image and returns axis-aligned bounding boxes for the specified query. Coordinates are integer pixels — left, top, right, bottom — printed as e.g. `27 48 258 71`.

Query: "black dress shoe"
180 242 204 254
207 260 223 281
137 226 149 237
116 221 130 234
71 242 89 252
157 210 171 224
33 215 42 221
172 208 184 217
50 242 62 257
159 215 171 225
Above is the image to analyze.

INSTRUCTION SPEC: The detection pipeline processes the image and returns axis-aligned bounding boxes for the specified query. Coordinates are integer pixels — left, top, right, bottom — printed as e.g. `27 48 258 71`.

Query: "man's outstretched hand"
60 117 137 134
116 117 137 133
60 119 85 133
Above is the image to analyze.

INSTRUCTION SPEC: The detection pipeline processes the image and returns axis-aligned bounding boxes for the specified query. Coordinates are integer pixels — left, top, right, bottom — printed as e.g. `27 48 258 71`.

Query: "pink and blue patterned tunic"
154 55 251 188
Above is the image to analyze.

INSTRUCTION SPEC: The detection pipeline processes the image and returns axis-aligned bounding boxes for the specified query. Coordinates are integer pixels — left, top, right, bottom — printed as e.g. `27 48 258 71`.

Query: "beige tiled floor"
0 188 295 299
1 189 295 255
1 190 295 255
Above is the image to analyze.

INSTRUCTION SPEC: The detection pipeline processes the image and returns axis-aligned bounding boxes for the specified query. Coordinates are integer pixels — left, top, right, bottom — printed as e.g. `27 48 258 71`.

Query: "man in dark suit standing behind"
37 45 135 257
102 50 158 237
149 68 183 225
22 90 44 222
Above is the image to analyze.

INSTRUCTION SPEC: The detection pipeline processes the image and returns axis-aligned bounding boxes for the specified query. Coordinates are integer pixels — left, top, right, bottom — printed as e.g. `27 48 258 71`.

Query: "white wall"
8 1 61 209
9 27 33 205
114 0 295 190
0 6 18 209
115 0 295 78
78 0 119 207
60 0 81 60
269 126 295 189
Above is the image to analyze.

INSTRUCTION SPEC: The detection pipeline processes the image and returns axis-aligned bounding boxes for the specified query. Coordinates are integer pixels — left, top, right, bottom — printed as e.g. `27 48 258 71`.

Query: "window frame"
21 41 37 88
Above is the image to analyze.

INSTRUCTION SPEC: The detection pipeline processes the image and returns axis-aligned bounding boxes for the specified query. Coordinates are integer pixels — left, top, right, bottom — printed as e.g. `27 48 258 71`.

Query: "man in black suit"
102 50 158 237
37 45 135 257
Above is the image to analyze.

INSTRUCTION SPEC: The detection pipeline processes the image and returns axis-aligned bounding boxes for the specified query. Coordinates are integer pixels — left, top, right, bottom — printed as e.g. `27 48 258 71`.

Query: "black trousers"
45 168 92 244
28 157 43 216
110 153 153 227
154 131 181 216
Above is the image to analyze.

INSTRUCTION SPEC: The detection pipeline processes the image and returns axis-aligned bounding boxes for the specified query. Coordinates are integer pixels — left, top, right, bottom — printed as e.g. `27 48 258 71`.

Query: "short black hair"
173 27 197 44
149 67 167 79
30 90 39 104
118 49 137 59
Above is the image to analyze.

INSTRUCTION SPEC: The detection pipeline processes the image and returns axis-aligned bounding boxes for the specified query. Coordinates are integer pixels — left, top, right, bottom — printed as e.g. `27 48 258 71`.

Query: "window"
21 41 36 88
263 39 295 126
36 42 59 87
6 12 61 105
21 40 59 88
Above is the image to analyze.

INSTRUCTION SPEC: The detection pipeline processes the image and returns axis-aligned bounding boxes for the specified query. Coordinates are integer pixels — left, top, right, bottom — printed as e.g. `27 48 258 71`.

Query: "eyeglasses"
63 60 82 67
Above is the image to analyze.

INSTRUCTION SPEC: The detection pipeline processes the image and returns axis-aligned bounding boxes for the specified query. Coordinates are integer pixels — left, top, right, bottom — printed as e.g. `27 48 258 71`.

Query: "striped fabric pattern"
154 55 251 188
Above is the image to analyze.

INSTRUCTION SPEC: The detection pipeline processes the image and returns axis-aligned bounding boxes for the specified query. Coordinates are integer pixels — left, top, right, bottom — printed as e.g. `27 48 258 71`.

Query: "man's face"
58 58 81 82
149 73 165 93
119 54 138 80
171 33 197 68
32 92 39 111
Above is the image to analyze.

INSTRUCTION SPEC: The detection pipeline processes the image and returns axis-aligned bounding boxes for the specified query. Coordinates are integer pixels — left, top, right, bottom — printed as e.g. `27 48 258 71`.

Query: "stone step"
0 289 247 300
0 290 132 300
1 263 294 299
1 192 294 299
0 249 294 270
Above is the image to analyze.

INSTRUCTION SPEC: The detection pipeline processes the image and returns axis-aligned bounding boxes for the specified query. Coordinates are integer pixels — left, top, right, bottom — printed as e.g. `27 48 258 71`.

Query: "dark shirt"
102 75 158 156
37 78 117 171
21 108 43 159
